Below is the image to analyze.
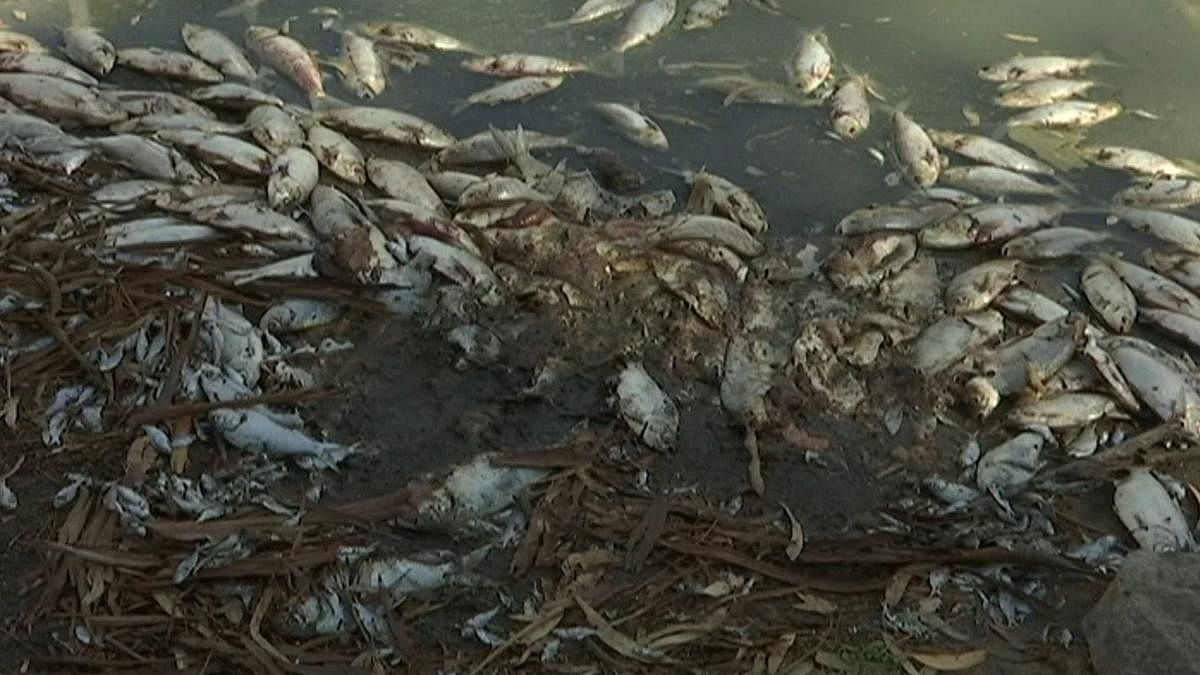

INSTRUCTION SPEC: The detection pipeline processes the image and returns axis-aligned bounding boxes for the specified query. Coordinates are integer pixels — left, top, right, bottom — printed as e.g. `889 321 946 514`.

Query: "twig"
126 386 341 426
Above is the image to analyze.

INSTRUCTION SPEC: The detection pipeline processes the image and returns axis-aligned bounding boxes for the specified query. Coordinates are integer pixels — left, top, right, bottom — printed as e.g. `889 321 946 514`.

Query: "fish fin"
588 49 625 78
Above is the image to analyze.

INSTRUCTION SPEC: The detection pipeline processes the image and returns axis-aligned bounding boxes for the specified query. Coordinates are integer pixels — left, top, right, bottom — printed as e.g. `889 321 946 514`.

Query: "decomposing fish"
978 54 1110 82
1105 336 1200 423
838 203 957 236
1103 255 1200 318
457 76 564 112
920 202 1065 249
261 298 344 333
785 31 832 94
682 0 732 30
976 431 1044 493
892 110 940 187
993 286 1069 324
1006 101 1122 128
829 74 871 139
613 362 679 452
614 0 677 52
210 407 349 468
307 124 367 185
359 21 480 54
549 0 638 26
928 130 1055 175
1001 226 1108 260
104 89 216 119
1079 145 1196 179
435 127 567 165
319 105 457 149
945 259 1022 313
246 105 304 154
91 134 204 183
594 102 669 150
0 53 98 86
654 254 730 326
0 30 45 54
193 201 316 246
106 217 222 248
1082 260 1137 332
1144 250 1200 292
650 214 765 257
1113 469 1197 552
335 31 387 99
366 157 446 215
684 170 768 234
938 166 1064 197
112 113 243 135
0 74 126 125
157 129 272 176
699 75 803 106
268 147 320 210
1141 308 1200 352
826 232 916 290
461 53 588 77
191 83 285 110
964 314 1085 416
1009 392 1116 429
309 185 383 284
182 23 256 81
62 27 116 76
1114 179 1200 209
117 47 224 83
1112 207 1200 254
245 26 325 102
994 78 1096 108
911 311 1005 375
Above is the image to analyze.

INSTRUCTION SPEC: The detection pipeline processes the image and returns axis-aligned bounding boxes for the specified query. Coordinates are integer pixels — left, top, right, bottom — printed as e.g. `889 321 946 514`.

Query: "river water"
11 0 1200 235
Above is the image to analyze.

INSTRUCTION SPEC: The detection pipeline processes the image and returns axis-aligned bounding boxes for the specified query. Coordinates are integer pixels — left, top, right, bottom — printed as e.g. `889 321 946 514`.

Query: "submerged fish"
994 78 1097 108
786 31 832 94
892 110 940 187
614 0 677 52
829 74 871 139
461 53 588 77
928 129 1055 175
550 0 638 26
682 0 732 30
979 54 1110 82
245 26 325 102
595 102 669 150
458 76 564 112
1006 101 1122 129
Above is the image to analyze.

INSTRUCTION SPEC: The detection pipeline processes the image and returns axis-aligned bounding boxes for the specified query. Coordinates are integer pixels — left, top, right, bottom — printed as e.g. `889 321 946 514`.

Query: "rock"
1083 551 1200 675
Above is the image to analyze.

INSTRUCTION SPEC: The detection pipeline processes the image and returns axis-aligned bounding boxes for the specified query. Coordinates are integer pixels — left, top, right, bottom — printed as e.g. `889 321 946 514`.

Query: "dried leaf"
2 395 17 429
885 563 932 608
814 650 851 671
575 594 671 664
745 428 765 496
124 436 156 484
767 632 796 674
793 592 837 615
906 649 988 671
780 503 805 560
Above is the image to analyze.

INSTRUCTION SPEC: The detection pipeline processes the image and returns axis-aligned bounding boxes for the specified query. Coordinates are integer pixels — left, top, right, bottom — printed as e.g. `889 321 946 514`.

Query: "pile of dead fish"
819 48 1200 558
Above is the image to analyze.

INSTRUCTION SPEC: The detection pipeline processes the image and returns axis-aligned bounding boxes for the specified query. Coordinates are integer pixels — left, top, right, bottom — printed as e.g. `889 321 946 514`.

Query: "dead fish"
157 129 272 176
0 30 45 54
584 148 644 192
456 76 564 113
245 26 325 103
104 89 215 119
91 134 204 183
106 217 222 248
838 203 957 236
594 102 669 150
0 53 98 86
1113 207 1200 254
911 310 1005 375
614 0 677 52
878 255 941 318
61 27 115 77
435 128 568 165
425 169 484 201
939 165 1064 198
1144 250 1200 292
650 214 765 257
191 83 284 110
684 170 768 234
785 31 832 94
117 47 223 83
182 23 255 81
307 124 366 185
902 187 982 208
458 176 551 208
261 298 343 333
613 361 679 452
1006 101 1122 129
1114 469 1197 552
1114 179 1200 209
335 31 387 99
112 113 243 135
1105 336 1200 423
699 74 804 107
410 235 498 290
1082 338 1141 413
319 105 456 149
978 54 1110 82
359 21 480 54
0 74 126 126
1082 260 1137 332
461 53 588 77
682 0 731 30
366 157 445 215
1142 307 1200 352
993 78 1096 108
928 130 1055 175
211 408 348 468
309 185 383 284
192 201 316 245
945 259 1021 313
268 147 320 210
892 110 940 187
1001 226 1108 260
1103 255 1200 318
976 431 1045 493
920 202 1065 249
825 232 917 290
654 254 729 327
1009 392 1116 429
966 314 1085 416
994 286 1069 324
1080 145 1195 179
829 74 871 139
246 105 304 154
549 0 638 26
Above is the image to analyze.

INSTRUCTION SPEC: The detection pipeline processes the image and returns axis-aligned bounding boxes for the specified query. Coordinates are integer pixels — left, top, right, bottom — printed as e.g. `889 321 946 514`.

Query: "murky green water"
12 0 1200 235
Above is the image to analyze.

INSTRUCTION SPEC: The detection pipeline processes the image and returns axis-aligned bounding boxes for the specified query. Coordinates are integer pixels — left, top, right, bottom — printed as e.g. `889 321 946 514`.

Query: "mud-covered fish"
268 147 319 210
892 110 940 187
306 124 367 184
978 54 1109 82
246 26 325 102
595 102 669 150
946 259 1021 313
182 23 255 81
685 170 768 234
614 0 677 52
1006 100 1122 128
786 31 832 94
613 361 679 452
61 27 115 77
976 431 1044 493
994 78 1096 108
825 232 916 290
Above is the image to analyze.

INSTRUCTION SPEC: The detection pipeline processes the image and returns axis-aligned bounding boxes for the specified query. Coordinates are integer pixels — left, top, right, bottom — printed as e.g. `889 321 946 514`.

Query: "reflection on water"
11 0 1200 235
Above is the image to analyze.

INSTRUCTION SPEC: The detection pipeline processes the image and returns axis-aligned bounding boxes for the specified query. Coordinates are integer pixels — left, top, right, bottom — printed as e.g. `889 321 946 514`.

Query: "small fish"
928 129 1055 175
457 76 564 113
614 0 677 52
1081 260 1137 332
595 102 669 150
1001 226 1108 259
61 27 116 77
978 54 1110 82
336 31 387 99
306 124 367 184
945 259 1021 313
1113 207 1200 254
117 47 224 82
682 0 731 30
1006 100 1122 129
829 74 871 139
246 26 325 102
461 53 588 77
994 78 1097 108
550 0 638 26
268 147 319 210
1079 145 1197 179
786 31 832 94
182 23 255 81
613 362 679 452
892 110 940 187
359 21 480 53
939 165 1064 198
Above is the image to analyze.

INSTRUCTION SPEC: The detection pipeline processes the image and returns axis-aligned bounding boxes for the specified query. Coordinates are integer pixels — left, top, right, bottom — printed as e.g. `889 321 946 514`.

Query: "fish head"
964 376 1000 419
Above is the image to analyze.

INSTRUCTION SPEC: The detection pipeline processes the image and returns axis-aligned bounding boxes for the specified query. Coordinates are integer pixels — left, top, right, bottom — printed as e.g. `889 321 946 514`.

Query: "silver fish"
650 214 764 257
319 105 456 149
458 176 550 208
892 110 940 187
366 157 445 215
1144 250 1200 292
111 113 243 135
307 124 367 185
191 83 284 110
550 0 638 26
103 89 216 118
1113 207 1200 254
682 0 731 30
1082 260 1137 332
837 203 957 236
979 54 1109 82
245 26 324 101
614 0 677 52
1114 469 1196 552
61 27 115 76
1080 145 1197 179
1103 255 1200 318
994 78 1096 108
786 31 832 94
945 259 1021 313
117 47 224 83
268 147 319 210
182 23 255 81
595 102 669 150
0 53 97 86
928 129 1055 175
461 53 588 77
993 286 1069 324
1141 308 1200 352
460 75 564 111
1114 179 1200 209
829 74 870 139
1006 101 1122 129
938 165 1063 198
0 74 125 125
157 129 272 176
1001 226 1108 259
1105 336 1200 424
1008 392 1116 429
358 22 480 53
911 310 1005 375
246 105 304 153
90 134 204 183
920 202 1065 249
435 128 568 165
338 31 386 99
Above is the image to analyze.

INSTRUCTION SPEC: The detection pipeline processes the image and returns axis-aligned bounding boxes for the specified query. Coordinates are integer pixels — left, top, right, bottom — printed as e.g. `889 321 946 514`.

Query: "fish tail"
450 100 472 116
1087 51 1124 69
487 125 528 163
588 49 625 78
